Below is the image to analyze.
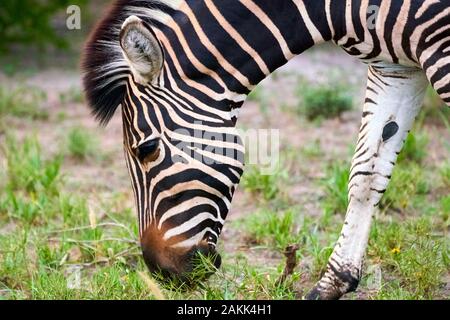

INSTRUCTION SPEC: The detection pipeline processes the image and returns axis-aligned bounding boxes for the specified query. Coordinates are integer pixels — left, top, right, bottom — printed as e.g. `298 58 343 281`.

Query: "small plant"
309 241 334 280
241 164 287 201
2 135 62 195
321 161 349 216
300 139 324 159
240 209 299 249
296 81 353 121
0 135 62 224
439 195 450 227
59 87 84 105
0 86 48 120
4 190 47 223
397 131 429 164
386 168 427 210
439 162 450 188
66 127 96 160
381 164 429 210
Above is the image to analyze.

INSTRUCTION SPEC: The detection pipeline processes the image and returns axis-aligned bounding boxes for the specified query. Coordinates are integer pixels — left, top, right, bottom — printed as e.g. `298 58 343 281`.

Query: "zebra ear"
120 16 164 85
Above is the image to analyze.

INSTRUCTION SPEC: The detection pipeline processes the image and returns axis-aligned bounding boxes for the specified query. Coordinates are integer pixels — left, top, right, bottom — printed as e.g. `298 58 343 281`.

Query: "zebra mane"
81 0 178 125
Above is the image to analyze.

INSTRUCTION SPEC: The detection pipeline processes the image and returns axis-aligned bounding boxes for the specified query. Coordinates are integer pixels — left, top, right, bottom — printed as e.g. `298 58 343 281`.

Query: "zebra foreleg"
305 64 429 300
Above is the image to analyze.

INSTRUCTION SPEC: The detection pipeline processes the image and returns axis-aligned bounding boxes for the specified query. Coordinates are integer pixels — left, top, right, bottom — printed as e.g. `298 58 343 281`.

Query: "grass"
368 217 449 299
295 80 353 121
240 162 288 202
236 206 340 282
0 85 48 120
320 161 350 217
300 139 324 159
65 127 97 160
238 209 299 250
397 131 429 164
381 164 429 210
439 196 450 230
440 161 450 188
381 127 430 210
1 135 62 196
59 87 84 105
0 134 146 299
0 78 448 300
1 128 447 300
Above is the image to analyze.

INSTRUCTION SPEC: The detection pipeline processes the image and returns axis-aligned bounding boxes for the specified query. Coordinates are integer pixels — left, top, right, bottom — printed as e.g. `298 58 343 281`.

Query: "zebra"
81 0 450 299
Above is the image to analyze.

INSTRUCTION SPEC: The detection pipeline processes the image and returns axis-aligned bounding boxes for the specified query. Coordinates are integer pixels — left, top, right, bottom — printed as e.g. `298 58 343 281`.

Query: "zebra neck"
155 0 349 113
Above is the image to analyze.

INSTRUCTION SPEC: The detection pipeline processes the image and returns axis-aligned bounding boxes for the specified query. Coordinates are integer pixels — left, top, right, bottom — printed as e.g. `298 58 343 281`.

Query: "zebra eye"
136 139 160 163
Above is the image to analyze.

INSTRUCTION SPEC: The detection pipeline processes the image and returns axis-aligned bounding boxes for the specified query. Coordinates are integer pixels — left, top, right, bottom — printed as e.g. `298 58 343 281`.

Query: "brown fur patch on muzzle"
140 224 221 287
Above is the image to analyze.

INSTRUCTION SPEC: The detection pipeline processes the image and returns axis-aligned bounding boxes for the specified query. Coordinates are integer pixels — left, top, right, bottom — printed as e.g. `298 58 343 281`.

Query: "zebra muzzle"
141 228 221 287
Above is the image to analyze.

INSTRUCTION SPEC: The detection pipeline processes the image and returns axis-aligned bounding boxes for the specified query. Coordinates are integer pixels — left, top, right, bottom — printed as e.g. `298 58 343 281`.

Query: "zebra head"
82 9 245 281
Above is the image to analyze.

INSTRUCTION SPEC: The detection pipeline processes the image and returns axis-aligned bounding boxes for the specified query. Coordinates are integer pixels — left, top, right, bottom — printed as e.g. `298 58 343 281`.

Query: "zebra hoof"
305 266 360 300
304 286 344 300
